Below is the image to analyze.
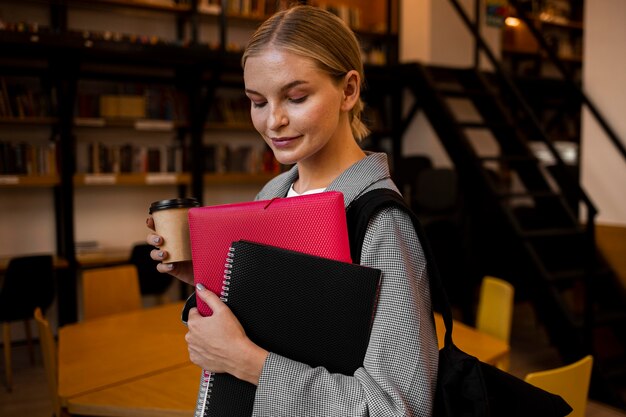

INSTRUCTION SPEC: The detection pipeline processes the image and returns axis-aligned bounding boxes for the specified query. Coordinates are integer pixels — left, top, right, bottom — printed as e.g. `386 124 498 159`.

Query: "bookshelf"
0 0 399 323
501 0 584 78
0 73 59 186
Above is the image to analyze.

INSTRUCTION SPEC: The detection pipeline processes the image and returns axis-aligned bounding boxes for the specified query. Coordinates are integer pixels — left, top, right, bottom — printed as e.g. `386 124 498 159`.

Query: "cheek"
250 108 265 132
296 99 339 131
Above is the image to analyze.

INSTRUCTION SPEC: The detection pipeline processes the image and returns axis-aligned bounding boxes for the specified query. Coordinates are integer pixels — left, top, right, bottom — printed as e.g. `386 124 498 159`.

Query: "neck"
294 135 366 194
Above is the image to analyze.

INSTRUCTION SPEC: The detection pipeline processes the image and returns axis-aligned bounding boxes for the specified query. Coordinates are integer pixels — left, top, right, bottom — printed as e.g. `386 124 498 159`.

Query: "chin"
271 150 300 166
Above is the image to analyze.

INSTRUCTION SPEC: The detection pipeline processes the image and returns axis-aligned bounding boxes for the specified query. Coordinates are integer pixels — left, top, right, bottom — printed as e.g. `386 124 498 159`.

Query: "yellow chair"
34 308 70 417
1 255 54 391
475 276 515 370
525 355 594 417
81 264 143 320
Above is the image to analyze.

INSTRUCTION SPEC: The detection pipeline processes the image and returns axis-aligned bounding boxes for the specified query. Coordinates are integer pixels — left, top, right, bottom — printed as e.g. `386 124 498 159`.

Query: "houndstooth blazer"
251 152 438 416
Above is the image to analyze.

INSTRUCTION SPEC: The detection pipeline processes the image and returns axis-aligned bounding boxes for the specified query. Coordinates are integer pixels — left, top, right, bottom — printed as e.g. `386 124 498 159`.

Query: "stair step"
520 227 585 238
496 190 564 199
547 269 586 283
594 309 626 327
437 87 491 98
478 155 538 163
455 121 511 130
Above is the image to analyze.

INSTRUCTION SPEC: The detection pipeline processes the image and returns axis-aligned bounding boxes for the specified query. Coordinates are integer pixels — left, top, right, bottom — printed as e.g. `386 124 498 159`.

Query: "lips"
270 136 300 148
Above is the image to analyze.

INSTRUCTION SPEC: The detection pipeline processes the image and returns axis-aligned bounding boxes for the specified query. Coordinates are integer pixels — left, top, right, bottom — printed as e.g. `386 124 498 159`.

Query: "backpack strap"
346 188 455 347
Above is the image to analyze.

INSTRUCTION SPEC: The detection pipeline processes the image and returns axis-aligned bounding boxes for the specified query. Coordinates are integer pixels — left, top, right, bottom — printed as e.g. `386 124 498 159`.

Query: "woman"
147 5 438 416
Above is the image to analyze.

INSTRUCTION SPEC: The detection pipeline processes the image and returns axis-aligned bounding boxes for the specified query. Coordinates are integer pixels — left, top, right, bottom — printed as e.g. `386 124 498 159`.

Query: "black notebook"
196 240 382 417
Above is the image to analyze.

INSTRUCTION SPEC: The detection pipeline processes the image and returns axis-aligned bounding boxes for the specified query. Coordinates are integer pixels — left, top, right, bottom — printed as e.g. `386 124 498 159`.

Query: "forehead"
243 48 327 89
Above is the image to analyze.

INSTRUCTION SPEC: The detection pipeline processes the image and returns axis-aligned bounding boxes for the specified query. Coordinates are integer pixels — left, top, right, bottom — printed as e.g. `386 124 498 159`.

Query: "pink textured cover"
188 191 352 316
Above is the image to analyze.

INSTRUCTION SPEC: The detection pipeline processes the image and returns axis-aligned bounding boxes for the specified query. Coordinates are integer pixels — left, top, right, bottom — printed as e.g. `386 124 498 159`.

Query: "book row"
75 86 189 121
75 142 282 175
0 78 54 119
0 141 57 175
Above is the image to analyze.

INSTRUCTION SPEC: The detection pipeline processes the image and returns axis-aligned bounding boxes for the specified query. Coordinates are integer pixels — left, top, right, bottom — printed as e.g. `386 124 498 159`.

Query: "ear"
340 70 361 112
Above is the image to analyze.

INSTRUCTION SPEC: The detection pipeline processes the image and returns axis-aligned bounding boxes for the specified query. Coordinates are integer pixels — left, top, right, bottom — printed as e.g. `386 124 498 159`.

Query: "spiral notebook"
188 190 352 317
195 240 382 417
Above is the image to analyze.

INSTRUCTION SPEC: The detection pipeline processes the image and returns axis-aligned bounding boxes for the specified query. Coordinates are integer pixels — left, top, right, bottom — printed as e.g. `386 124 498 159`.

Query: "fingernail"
153 236 160 244
196 283 205 291
158 251 164 258
166 263 174 270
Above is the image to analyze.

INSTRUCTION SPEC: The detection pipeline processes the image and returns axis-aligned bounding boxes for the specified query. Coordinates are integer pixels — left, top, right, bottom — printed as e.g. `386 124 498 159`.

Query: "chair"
129 243 174 304
33 308 69 417
475 275 515 370
524 355 594 417
395 155 433 207
0 254 55 392
81 264 142 320
411 167 460 223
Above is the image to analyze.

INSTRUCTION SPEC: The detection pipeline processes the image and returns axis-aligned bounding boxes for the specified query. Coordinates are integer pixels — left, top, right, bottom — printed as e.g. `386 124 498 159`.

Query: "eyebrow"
245 80 308 96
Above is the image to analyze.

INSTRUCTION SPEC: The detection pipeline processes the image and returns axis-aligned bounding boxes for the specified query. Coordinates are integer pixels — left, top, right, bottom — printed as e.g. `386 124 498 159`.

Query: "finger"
195 283 224 313
186 307 200 322
146 216 156 231
151 248 167 261
156 262 176 274
147 233 162 247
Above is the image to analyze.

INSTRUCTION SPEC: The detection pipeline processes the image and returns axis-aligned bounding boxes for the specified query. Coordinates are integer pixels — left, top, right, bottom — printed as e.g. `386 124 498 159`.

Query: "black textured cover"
205 240 382 417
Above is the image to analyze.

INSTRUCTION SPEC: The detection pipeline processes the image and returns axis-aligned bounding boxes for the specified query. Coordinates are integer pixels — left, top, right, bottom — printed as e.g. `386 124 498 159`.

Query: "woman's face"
243 48 348 166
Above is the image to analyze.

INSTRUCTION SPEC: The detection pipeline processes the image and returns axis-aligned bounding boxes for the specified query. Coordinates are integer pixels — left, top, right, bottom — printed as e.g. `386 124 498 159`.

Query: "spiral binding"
193 246 236 417
221 247 235 302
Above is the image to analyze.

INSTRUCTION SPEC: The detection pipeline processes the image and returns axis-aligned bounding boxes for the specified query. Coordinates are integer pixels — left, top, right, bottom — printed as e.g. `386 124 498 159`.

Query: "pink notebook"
188 191 352 316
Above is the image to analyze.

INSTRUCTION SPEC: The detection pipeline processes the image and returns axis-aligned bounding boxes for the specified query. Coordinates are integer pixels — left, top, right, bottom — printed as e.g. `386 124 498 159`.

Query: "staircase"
393 60 626 408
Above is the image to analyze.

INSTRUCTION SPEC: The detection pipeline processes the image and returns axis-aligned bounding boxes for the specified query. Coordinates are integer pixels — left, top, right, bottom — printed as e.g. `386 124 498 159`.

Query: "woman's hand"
146 216 194 286
186 284 269 386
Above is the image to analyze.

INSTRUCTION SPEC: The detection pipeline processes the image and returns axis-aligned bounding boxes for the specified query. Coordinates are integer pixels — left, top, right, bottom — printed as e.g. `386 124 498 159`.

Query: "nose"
267 104 288 130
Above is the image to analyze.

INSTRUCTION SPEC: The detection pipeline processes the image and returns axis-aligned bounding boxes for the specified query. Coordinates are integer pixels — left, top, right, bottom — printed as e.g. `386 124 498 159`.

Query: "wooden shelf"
0 116 57 125
0 174 59 187
531 15 583 31
74 118 184 131
74 172 191 186
204 122 255 131
203 172 276 185
73 119 256 131
502 47 582 64
70 0 193 14
73 172 276 186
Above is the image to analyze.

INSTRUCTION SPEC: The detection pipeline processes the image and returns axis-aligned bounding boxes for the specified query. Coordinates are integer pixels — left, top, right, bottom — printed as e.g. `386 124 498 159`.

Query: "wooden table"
0 247 130 273
1 248 133 325
58 301 198 417
57 304 510 417
67 364 199 417
434 313 510 366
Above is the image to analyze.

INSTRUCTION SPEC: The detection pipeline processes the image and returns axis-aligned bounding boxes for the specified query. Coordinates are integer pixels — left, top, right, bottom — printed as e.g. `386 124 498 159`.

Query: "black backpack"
346 188 572 417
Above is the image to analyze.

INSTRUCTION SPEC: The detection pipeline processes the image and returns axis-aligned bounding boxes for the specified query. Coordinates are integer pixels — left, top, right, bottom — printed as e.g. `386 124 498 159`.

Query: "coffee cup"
149 198 200 263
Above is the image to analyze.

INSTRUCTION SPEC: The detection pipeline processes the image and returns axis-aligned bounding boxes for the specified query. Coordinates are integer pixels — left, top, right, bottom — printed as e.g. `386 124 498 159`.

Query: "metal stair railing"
446 0 598 226
506 0 626 162
446 0 602 351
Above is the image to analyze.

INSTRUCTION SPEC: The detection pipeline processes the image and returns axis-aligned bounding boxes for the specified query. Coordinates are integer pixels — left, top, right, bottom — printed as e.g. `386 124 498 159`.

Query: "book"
188 190 352 316
196 240 381 417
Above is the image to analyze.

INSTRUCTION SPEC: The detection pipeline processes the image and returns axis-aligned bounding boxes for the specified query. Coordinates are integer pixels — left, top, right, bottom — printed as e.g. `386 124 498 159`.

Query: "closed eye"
289 96 307 104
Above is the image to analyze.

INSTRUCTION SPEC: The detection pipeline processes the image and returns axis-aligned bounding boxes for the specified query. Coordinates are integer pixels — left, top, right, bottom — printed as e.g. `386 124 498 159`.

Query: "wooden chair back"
475 276 515 370
525 355 594 417
81 264 142 320
34 308 62 417
476 276 515 342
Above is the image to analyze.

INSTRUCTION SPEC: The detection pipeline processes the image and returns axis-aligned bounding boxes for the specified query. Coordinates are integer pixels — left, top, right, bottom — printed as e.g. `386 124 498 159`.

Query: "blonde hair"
242 5 370 141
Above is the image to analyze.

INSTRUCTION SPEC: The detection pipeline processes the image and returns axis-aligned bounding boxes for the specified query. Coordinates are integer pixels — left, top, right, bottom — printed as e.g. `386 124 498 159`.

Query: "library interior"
1 0 625 416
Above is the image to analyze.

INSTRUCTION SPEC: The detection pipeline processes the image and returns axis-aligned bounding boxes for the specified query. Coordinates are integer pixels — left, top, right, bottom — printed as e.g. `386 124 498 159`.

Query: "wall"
581 0 626 226
0 125 57 256
399 0 501 167
0 3 261 258
0 0 507 257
